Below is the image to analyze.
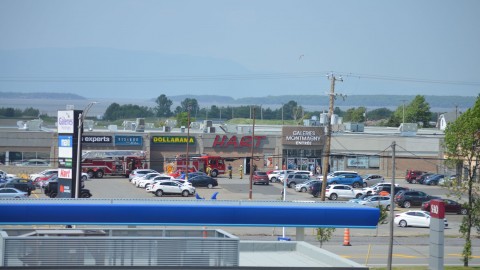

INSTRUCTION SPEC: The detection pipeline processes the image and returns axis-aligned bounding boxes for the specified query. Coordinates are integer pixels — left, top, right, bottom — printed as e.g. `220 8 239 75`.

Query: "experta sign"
282 126 324 146
212 135 267 148
152 136 195 144
82 135 113 144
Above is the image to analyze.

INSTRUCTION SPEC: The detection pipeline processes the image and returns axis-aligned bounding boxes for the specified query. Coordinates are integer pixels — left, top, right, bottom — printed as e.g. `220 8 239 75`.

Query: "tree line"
101 94 435 127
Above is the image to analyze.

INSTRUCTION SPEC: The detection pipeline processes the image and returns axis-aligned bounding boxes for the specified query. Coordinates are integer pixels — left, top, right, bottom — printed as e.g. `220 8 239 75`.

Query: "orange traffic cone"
343 228 351 246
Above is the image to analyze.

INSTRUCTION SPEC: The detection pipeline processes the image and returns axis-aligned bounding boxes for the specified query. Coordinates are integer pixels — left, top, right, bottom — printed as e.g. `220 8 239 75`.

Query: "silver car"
0 187 28 198
361 174 384 187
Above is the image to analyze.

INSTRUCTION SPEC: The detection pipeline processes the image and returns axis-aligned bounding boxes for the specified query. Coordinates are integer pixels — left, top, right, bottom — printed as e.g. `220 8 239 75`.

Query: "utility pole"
387 141 396 270
249 106 256 200
185 105 191 180
320 74 342 201
400 99 407 123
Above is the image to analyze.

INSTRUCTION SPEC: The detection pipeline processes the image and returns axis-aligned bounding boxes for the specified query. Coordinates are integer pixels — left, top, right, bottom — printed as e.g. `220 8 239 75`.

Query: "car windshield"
256 172 267 176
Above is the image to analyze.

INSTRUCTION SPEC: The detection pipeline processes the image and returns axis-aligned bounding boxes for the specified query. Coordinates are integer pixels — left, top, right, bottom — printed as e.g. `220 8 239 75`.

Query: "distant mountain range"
1 92 475 112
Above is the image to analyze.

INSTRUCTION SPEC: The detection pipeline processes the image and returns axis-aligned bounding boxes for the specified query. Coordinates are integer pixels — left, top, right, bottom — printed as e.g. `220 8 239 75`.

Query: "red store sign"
212 135 267 148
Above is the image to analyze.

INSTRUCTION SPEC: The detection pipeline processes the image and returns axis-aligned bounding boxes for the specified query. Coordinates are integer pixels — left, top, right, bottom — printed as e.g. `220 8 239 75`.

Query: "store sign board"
115 135 143 146
152 136 195 144
282 126 324 146
212 135 267 148
57 110 75 134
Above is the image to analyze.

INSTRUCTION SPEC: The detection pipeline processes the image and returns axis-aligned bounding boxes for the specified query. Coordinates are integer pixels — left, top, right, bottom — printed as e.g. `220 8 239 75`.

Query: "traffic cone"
343 228 351 246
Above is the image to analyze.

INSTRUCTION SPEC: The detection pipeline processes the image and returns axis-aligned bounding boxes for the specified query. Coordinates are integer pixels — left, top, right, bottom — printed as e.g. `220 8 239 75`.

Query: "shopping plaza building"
0 118 447 177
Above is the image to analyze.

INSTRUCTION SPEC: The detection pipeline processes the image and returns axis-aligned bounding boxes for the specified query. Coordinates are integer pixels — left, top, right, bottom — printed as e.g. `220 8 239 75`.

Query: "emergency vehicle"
81 150 147 178
165 154 226 177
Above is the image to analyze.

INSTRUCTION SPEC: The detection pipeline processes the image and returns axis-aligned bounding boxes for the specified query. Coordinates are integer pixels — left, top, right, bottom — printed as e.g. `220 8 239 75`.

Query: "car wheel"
355 193 362 198
386 205 390 211
81 175 88 181
207 183 214 189
399 220 407 227
403 201 411 208
301 187 307 192
87 170 95 179
182 190 189 197
210 170 218 177
352 182 360 188
50 192 57 198
363 182 367 188
95 170 104 178
289 182 296 188
412 179 417 184
155 190 163 197
460 208 467 215
271 177 277 182
329 193 338 200
80 192 91 198
265 182 269 185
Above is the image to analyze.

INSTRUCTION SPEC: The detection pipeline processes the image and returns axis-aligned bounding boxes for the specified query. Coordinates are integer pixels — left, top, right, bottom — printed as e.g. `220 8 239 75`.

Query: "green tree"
343 107 366 122
176 112 195 128
444 95 480 267
366 107 393 121
22 107 40 117
315 228 335 248
154 94 173 117
180 98 199 113
390 95 432 127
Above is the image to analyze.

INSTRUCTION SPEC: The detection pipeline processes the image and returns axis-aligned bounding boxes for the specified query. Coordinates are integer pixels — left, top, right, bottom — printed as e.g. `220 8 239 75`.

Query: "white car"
277 170 297 183
150 180 196 197
362 183 399 195
325 184 363 200
394 210 448 228
138 174 173 188
129 169 158 181
295 180 320 192
0 170 16 179
358 195 392 210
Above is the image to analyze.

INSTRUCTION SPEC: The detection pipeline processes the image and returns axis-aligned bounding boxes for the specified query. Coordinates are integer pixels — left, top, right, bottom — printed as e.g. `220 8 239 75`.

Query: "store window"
347 155 380 169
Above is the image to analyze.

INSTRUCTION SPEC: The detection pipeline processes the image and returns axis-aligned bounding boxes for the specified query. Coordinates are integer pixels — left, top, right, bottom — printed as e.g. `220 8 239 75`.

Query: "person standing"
239 165 243 179
227 163 233 179
206 165 212 177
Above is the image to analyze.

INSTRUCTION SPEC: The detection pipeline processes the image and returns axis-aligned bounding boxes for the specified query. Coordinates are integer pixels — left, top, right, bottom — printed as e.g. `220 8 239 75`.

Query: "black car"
375 186 408 196
1 178 35 195
44 181 92 198
308 182 323 197
188 175 218 189
394 190 439 208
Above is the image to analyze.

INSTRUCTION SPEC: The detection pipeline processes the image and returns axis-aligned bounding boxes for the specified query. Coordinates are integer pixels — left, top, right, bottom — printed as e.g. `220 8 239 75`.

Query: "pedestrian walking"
227 163 233 179
239 165 243 179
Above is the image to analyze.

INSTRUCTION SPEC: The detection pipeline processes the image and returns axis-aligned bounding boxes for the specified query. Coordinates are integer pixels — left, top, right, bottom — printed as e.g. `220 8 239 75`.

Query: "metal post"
186 107 191 180
249 106 255 200
387 141 396 270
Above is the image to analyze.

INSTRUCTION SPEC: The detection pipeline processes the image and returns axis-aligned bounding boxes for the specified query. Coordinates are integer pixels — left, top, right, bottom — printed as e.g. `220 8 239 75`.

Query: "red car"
252 171 269 185
421 199 467 215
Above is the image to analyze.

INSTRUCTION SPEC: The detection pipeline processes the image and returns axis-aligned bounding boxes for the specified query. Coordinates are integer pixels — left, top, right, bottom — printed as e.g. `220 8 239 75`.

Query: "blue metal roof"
0 199 380 228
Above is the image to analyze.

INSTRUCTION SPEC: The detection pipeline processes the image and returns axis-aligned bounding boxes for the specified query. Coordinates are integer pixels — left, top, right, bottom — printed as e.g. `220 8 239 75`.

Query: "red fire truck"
165 154 226 177
81 150 147 178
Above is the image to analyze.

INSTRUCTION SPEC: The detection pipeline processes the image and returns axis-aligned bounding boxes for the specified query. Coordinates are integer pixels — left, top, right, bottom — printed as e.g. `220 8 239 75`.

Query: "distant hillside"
0 92 86 100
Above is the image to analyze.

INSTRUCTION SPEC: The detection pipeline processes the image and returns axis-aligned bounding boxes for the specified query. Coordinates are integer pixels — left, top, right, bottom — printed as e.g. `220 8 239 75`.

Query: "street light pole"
249 106 256 200
75 102 97 199
186 106 191 180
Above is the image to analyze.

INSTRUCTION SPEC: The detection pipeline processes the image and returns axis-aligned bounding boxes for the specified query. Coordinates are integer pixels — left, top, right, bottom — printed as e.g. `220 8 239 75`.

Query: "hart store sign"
212 135 267 148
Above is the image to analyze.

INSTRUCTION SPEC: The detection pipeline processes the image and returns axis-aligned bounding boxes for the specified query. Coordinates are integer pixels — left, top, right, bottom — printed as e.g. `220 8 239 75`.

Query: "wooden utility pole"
387 141 396 270
320 74 342 201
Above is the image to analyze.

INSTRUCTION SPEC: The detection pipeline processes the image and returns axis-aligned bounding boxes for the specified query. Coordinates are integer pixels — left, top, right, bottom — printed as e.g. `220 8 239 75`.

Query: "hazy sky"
0 0 479 98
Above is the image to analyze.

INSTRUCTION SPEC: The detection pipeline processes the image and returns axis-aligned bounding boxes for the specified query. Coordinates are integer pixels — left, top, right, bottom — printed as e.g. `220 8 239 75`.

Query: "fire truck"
81 150 147 178
165 154 226 177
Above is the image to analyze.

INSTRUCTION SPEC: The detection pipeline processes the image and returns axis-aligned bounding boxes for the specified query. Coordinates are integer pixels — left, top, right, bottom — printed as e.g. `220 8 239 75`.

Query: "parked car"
361 174 384 187
348 194 373 203
29 169 58 181
0 187 29 198
394 210 448 228
16 159 50 167
150 180 196 197
137 174 173 188
405 170 427 183
375 185 408 196
286 173 311 188
277 170 297 183
295 180 320 192
325 184 363 200
44 181 92 198
415 173 435 185
421 199 467 215
394 190 440 208
362 183 398 195
129 169 158 181
327 174 364 188
308 182 323 197
358 195 392 210
423 174 445 185
188 175 218 189
252 171 269 185
317 170 358 180
1 178 35 195
0 170 16 180
292 170 314 177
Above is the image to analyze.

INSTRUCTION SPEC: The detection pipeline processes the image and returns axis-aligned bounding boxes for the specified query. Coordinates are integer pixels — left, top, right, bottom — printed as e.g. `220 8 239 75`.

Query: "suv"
325 184 363 200
317 170 358 180
252 171 269 185
326 174 364 188
363 183 398 195
150 180 196 197
394 190 439 208
405 170 427 183
309 182 323 197
286 174 311 188
44 181 92 198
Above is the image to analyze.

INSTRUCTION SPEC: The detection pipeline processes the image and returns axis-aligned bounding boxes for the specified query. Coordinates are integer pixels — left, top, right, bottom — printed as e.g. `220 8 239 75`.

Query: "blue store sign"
115 135 143 146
